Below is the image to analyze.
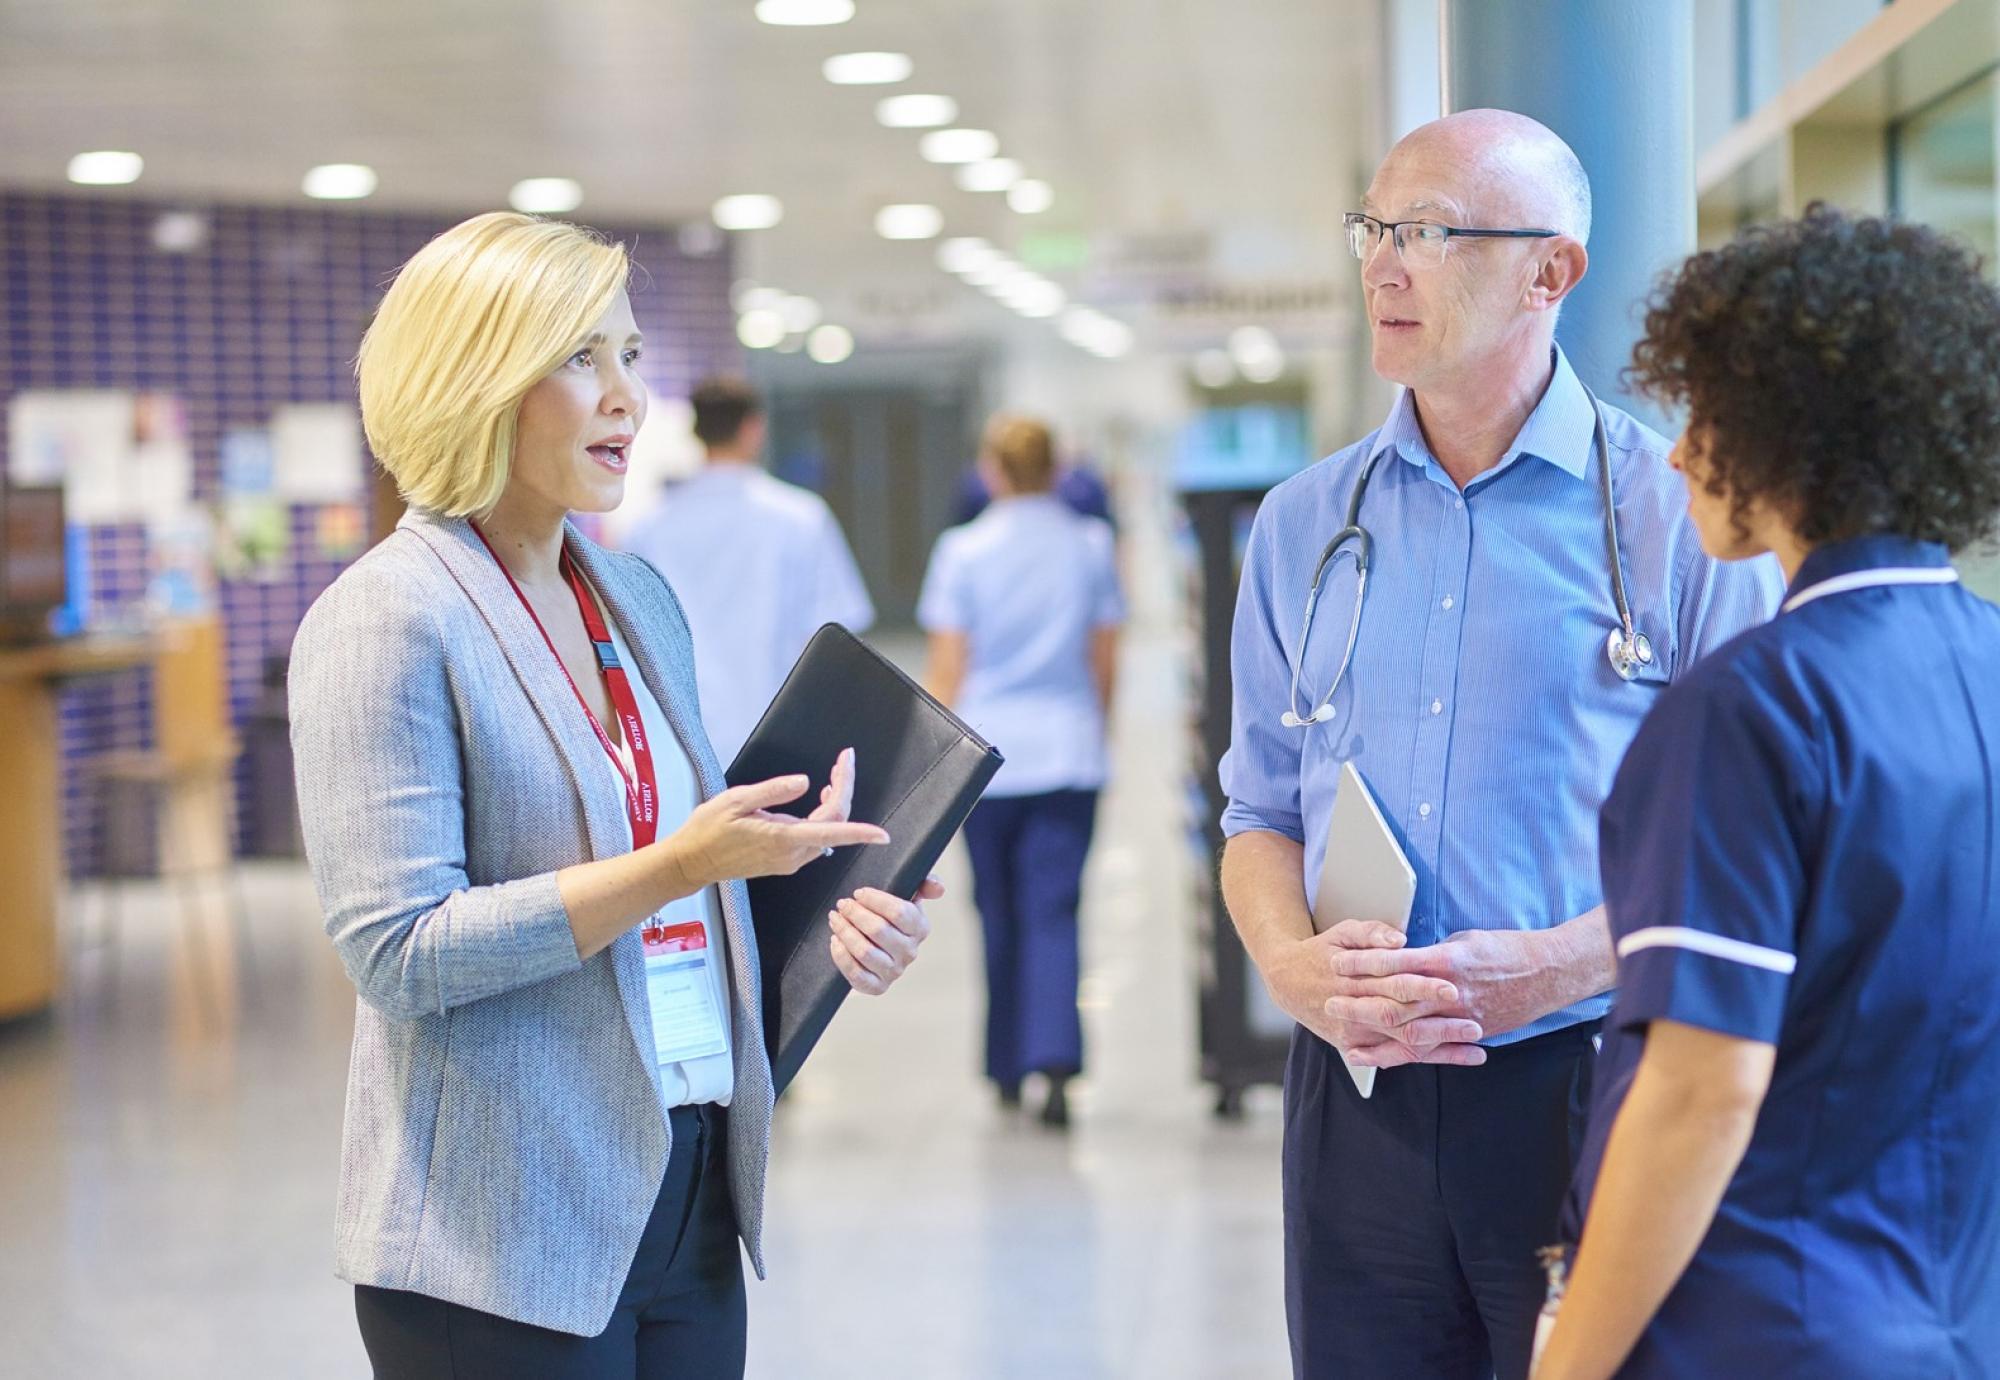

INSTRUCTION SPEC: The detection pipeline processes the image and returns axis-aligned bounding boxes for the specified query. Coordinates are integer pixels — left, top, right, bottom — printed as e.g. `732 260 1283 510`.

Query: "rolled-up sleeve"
1219 498 1305 843
1599 669 1813 1044
289 575 582 1020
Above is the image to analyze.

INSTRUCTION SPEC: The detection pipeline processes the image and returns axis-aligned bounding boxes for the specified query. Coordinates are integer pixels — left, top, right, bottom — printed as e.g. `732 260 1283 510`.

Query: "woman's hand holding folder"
829 879 942 996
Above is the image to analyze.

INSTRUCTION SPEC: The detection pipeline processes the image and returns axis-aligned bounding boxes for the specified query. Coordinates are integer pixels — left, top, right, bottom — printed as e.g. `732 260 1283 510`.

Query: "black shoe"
996 1080 1022 1110
1039 1077 1070 1128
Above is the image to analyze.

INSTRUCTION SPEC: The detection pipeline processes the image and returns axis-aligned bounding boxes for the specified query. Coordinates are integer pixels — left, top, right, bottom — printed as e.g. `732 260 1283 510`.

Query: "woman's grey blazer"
288 507 775 1337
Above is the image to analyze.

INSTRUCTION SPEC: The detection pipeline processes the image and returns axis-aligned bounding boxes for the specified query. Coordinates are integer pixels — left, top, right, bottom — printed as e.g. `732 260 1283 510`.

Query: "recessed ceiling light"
1007 179 1054 214
509 177 583 213
1193 349 1235 388
875 204 944 240
712 194 784 231
303 164 378 200
68 151 143 186
1230 325 1284 380
807 324 855 364
919 129 999 164
1061 308 1133 358
754 0 853 25
954 158 1022 193
982 264 1037 294
996 276 1059 311
963 259 1015 288
1240 352 1285 383
876 94 958 129
1010 282 1066 318
778 295 822 333
1229 325 1283 370
937 237 996 274
825 51 912 85
996 270 1048 300
737 309 787 349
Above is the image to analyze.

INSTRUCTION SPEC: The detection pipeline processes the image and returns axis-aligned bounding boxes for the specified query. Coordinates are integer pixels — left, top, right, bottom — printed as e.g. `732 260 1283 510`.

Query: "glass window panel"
1895 72 1998 266
1726 1 1888 121
1780 0 1886 87
1895 70 2000 598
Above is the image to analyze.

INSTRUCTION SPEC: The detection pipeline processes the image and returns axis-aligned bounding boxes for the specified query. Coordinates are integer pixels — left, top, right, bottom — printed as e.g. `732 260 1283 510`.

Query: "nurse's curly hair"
1628 202 2000 553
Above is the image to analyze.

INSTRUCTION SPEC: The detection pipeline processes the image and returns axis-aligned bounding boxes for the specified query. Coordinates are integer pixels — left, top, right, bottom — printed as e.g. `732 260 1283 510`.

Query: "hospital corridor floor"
0 622 1291 1379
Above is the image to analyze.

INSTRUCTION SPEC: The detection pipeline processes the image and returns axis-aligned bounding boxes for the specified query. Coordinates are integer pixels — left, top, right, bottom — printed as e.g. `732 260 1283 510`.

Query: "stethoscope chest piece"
1605 627 1654 681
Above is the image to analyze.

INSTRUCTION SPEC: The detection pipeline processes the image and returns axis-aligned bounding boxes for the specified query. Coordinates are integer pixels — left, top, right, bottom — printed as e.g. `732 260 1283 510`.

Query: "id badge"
641 919 728 1067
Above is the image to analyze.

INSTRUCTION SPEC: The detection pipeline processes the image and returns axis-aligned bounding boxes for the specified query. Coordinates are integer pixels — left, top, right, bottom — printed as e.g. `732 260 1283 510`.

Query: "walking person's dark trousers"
961 788 1099 1085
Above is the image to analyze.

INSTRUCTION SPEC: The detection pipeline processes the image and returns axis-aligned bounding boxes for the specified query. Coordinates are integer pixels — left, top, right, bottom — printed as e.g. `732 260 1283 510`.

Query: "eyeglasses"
1343 212 1557 269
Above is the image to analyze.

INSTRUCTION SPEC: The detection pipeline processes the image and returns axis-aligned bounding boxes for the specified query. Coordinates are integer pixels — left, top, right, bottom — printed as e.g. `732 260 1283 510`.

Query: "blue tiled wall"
0 192 739 875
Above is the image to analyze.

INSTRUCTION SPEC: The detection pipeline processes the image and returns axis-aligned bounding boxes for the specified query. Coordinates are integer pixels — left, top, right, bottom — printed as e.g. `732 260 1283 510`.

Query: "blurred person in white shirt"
619 377 874 762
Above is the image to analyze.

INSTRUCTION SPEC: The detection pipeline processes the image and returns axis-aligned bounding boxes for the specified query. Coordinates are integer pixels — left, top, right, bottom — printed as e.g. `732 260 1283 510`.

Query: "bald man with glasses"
1218 110 1781 1380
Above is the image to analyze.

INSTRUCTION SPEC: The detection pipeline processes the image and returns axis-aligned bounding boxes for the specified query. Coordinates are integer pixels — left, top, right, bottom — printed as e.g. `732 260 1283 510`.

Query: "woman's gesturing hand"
663 747 887 891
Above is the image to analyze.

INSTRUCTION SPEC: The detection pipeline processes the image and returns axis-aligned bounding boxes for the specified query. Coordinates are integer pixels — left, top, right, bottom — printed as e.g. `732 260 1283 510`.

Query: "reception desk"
0 636 154 1019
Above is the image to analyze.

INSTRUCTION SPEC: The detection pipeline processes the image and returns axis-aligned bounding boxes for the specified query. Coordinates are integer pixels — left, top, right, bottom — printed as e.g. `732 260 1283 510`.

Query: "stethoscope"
1282 390 1653 729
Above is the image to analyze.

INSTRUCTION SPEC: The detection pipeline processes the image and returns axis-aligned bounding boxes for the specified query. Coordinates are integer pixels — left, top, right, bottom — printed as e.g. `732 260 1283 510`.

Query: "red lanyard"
472 525 659 848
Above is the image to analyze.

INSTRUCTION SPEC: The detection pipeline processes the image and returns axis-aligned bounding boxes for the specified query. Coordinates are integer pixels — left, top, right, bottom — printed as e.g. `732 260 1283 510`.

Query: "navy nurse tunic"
1564 535 2000 1377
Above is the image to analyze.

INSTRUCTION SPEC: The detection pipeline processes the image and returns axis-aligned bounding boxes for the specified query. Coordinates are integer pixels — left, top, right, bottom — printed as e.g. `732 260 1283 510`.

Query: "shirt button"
1454 498 1465 511
1441 596 1455 610
1419 802 1433 818
1430 699 1443 715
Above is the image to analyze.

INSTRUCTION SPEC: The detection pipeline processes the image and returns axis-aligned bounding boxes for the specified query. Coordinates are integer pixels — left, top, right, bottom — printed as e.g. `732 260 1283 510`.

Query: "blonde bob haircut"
356 211 630 518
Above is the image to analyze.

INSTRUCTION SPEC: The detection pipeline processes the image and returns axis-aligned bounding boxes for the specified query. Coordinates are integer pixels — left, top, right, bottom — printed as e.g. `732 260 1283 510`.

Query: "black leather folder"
725 623 1003 1093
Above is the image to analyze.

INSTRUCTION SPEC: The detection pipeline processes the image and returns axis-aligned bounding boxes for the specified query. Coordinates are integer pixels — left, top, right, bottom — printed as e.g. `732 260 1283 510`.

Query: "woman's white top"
600 613 735 1108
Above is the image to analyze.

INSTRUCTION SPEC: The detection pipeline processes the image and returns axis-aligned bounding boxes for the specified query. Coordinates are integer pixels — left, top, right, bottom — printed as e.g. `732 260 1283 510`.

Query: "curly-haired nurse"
1536 206 2000 1379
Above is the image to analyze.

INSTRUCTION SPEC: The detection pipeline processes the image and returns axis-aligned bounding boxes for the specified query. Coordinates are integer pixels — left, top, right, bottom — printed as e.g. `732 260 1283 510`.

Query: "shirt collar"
1368 347 1597 483
1787 534 1953 604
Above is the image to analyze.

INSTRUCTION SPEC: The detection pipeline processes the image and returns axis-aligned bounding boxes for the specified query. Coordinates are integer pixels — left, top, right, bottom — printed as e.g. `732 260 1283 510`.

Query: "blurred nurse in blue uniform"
1536 206 2000 1379
920 415 1124 1126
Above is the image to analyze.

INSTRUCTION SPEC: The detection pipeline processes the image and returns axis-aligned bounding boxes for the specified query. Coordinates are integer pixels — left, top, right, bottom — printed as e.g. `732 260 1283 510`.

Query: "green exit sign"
1017 231 1091 271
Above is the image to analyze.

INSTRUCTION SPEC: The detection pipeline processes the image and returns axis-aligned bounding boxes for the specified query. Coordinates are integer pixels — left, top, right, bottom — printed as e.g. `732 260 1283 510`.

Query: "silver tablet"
1312 761 1417 938
1312 760 1418 1098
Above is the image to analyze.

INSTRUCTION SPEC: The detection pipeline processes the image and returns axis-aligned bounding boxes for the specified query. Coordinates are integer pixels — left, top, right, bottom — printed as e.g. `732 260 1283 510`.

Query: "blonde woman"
290 212 938 1379
919 415 1124 1126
